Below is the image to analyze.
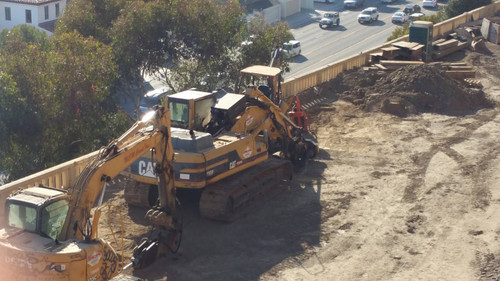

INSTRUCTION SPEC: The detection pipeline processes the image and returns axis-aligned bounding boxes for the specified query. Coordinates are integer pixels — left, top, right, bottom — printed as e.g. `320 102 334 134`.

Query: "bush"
444 0 493 19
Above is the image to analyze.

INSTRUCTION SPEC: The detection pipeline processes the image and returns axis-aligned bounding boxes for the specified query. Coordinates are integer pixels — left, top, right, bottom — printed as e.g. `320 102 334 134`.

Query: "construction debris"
301 63 491 118
480 17 500 44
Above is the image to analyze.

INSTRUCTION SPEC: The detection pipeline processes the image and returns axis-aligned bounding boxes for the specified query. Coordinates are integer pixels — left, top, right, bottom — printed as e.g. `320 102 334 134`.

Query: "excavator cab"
4 186 69 240
166 89 216 131
240 65 282 105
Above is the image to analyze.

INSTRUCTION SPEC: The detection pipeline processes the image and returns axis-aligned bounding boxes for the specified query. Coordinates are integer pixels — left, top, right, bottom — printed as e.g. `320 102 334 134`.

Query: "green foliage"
445 0 492 19
244 15 294 66
0 28 127 180
55 0 125 43
387 23 410 42
111 0 172 82
160 0 248 92
0 25 49 49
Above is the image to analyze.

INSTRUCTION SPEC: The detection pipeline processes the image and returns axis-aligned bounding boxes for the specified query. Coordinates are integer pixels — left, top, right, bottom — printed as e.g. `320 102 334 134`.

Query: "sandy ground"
101 41 500 281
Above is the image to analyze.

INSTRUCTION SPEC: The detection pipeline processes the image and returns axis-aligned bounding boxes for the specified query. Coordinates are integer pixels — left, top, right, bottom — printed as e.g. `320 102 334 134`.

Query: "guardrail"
0 151 98 217
1 1 499 215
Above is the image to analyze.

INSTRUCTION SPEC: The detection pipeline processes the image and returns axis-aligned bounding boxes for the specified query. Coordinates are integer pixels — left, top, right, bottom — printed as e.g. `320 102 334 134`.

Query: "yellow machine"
0 107 181 280
124 64 318 221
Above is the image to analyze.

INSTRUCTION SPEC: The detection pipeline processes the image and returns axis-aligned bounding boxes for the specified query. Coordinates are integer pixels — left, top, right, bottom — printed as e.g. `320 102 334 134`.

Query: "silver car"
358 7 379 24
319 12 340 28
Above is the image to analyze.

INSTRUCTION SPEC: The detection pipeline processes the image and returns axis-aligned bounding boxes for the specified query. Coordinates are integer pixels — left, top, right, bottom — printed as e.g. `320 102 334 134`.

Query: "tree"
0 27 128 181
0 24 49 49
55 0 125 43
155 0 247 92
110 0 174 116
444 0 492 19
44 31 126 157
230 14 294 92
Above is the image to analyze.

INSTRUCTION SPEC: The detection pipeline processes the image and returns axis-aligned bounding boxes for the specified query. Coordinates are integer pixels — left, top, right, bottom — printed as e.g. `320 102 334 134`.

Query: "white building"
0 0 67 34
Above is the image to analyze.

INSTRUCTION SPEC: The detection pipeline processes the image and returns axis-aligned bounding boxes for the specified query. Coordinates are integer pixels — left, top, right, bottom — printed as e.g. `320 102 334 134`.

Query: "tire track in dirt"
403 110 499 203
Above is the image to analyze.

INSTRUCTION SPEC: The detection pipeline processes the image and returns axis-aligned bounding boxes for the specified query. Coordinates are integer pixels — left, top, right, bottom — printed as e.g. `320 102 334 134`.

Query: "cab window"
8 203 37 232
41 199 69 240
169 100 189 129
194 97 215 131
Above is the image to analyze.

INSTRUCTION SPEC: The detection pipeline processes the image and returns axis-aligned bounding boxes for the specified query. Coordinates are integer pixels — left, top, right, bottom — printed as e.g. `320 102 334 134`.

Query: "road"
285 0 441 79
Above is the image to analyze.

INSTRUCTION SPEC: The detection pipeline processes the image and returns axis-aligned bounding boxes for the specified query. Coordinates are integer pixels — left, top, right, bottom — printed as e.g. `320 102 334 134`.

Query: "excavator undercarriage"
199 158 293 221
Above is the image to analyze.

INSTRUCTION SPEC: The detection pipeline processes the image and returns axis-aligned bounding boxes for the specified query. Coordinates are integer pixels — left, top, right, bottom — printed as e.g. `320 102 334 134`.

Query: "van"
139 87 172 116
282 40 301 58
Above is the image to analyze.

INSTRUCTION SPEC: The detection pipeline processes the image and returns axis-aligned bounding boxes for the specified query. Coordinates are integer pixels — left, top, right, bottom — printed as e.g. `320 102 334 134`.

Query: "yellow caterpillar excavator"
123 62 318 221
0 107 181 280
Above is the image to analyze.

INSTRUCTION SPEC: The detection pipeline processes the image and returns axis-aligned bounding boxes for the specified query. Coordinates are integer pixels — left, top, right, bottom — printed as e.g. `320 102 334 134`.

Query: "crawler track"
199 158 293 221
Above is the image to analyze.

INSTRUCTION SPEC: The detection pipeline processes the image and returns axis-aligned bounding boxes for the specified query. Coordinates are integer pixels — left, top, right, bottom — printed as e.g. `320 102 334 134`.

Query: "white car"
358 7 379 24
422 0 437 8
319 12 340 28
282 40 301 57
241 35 255 47
391 12 410 24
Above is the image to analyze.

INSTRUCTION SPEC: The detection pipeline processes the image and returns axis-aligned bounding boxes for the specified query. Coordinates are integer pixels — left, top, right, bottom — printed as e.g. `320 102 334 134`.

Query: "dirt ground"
101 41 500 281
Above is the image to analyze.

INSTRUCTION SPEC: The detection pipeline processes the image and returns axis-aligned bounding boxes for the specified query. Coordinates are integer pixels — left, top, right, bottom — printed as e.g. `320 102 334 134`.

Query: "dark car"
403 4 421 14
344 0 364 9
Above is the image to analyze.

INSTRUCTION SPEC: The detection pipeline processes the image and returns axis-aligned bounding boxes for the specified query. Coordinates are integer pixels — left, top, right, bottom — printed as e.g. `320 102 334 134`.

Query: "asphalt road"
285 0 442 80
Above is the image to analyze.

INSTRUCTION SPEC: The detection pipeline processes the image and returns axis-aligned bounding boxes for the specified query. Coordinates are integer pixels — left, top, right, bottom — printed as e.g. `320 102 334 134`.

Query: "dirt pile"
300 64 494 117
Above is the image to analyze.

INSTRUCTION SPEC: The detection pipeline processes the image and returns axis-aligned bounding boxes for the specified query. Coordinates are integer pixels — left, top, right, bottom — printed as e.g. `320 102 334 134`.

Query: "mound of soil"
301 64 493 117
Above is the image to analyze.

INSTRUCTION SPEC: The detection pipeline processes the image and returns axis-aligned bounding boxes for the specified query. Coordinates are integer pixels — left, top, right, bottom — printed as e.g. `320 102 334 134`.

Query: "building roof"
1 0 60 5
38 19 57 33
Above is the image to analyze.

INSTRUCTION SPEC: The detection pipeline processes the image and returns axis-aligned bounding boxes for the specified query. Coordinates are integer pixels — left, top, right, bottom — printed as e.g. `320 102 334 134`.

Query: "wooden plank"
442 62 469 66
410 44 424 52
392 41 421 49
445 65 473 71
374 64 388 70
432 39 447 46
381 46 400 51
382 46 400 58
432 41 469 59
435 39 459 50
379 60 425 66
445 70 476 79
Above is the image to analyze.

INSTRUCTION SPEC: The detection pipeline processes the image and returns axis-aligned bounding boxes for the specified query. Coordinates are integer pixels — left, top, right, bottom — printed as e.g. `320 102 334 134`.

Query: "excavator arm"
59 107 181 255
230 87 317 168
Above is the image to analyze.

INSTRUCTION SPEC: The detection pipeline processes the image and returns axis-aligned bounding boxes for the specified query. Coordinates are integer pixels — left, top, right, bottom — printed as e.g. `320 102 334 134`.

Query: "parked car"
139 87 172 116
282 40 301 57
319 12 340 28
403 4 421 14
409 12 425 20
241 35 255 47
380 0 396 3
358 7 379 24
344 0 364 9
422 0 437 8
391 12 410 24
